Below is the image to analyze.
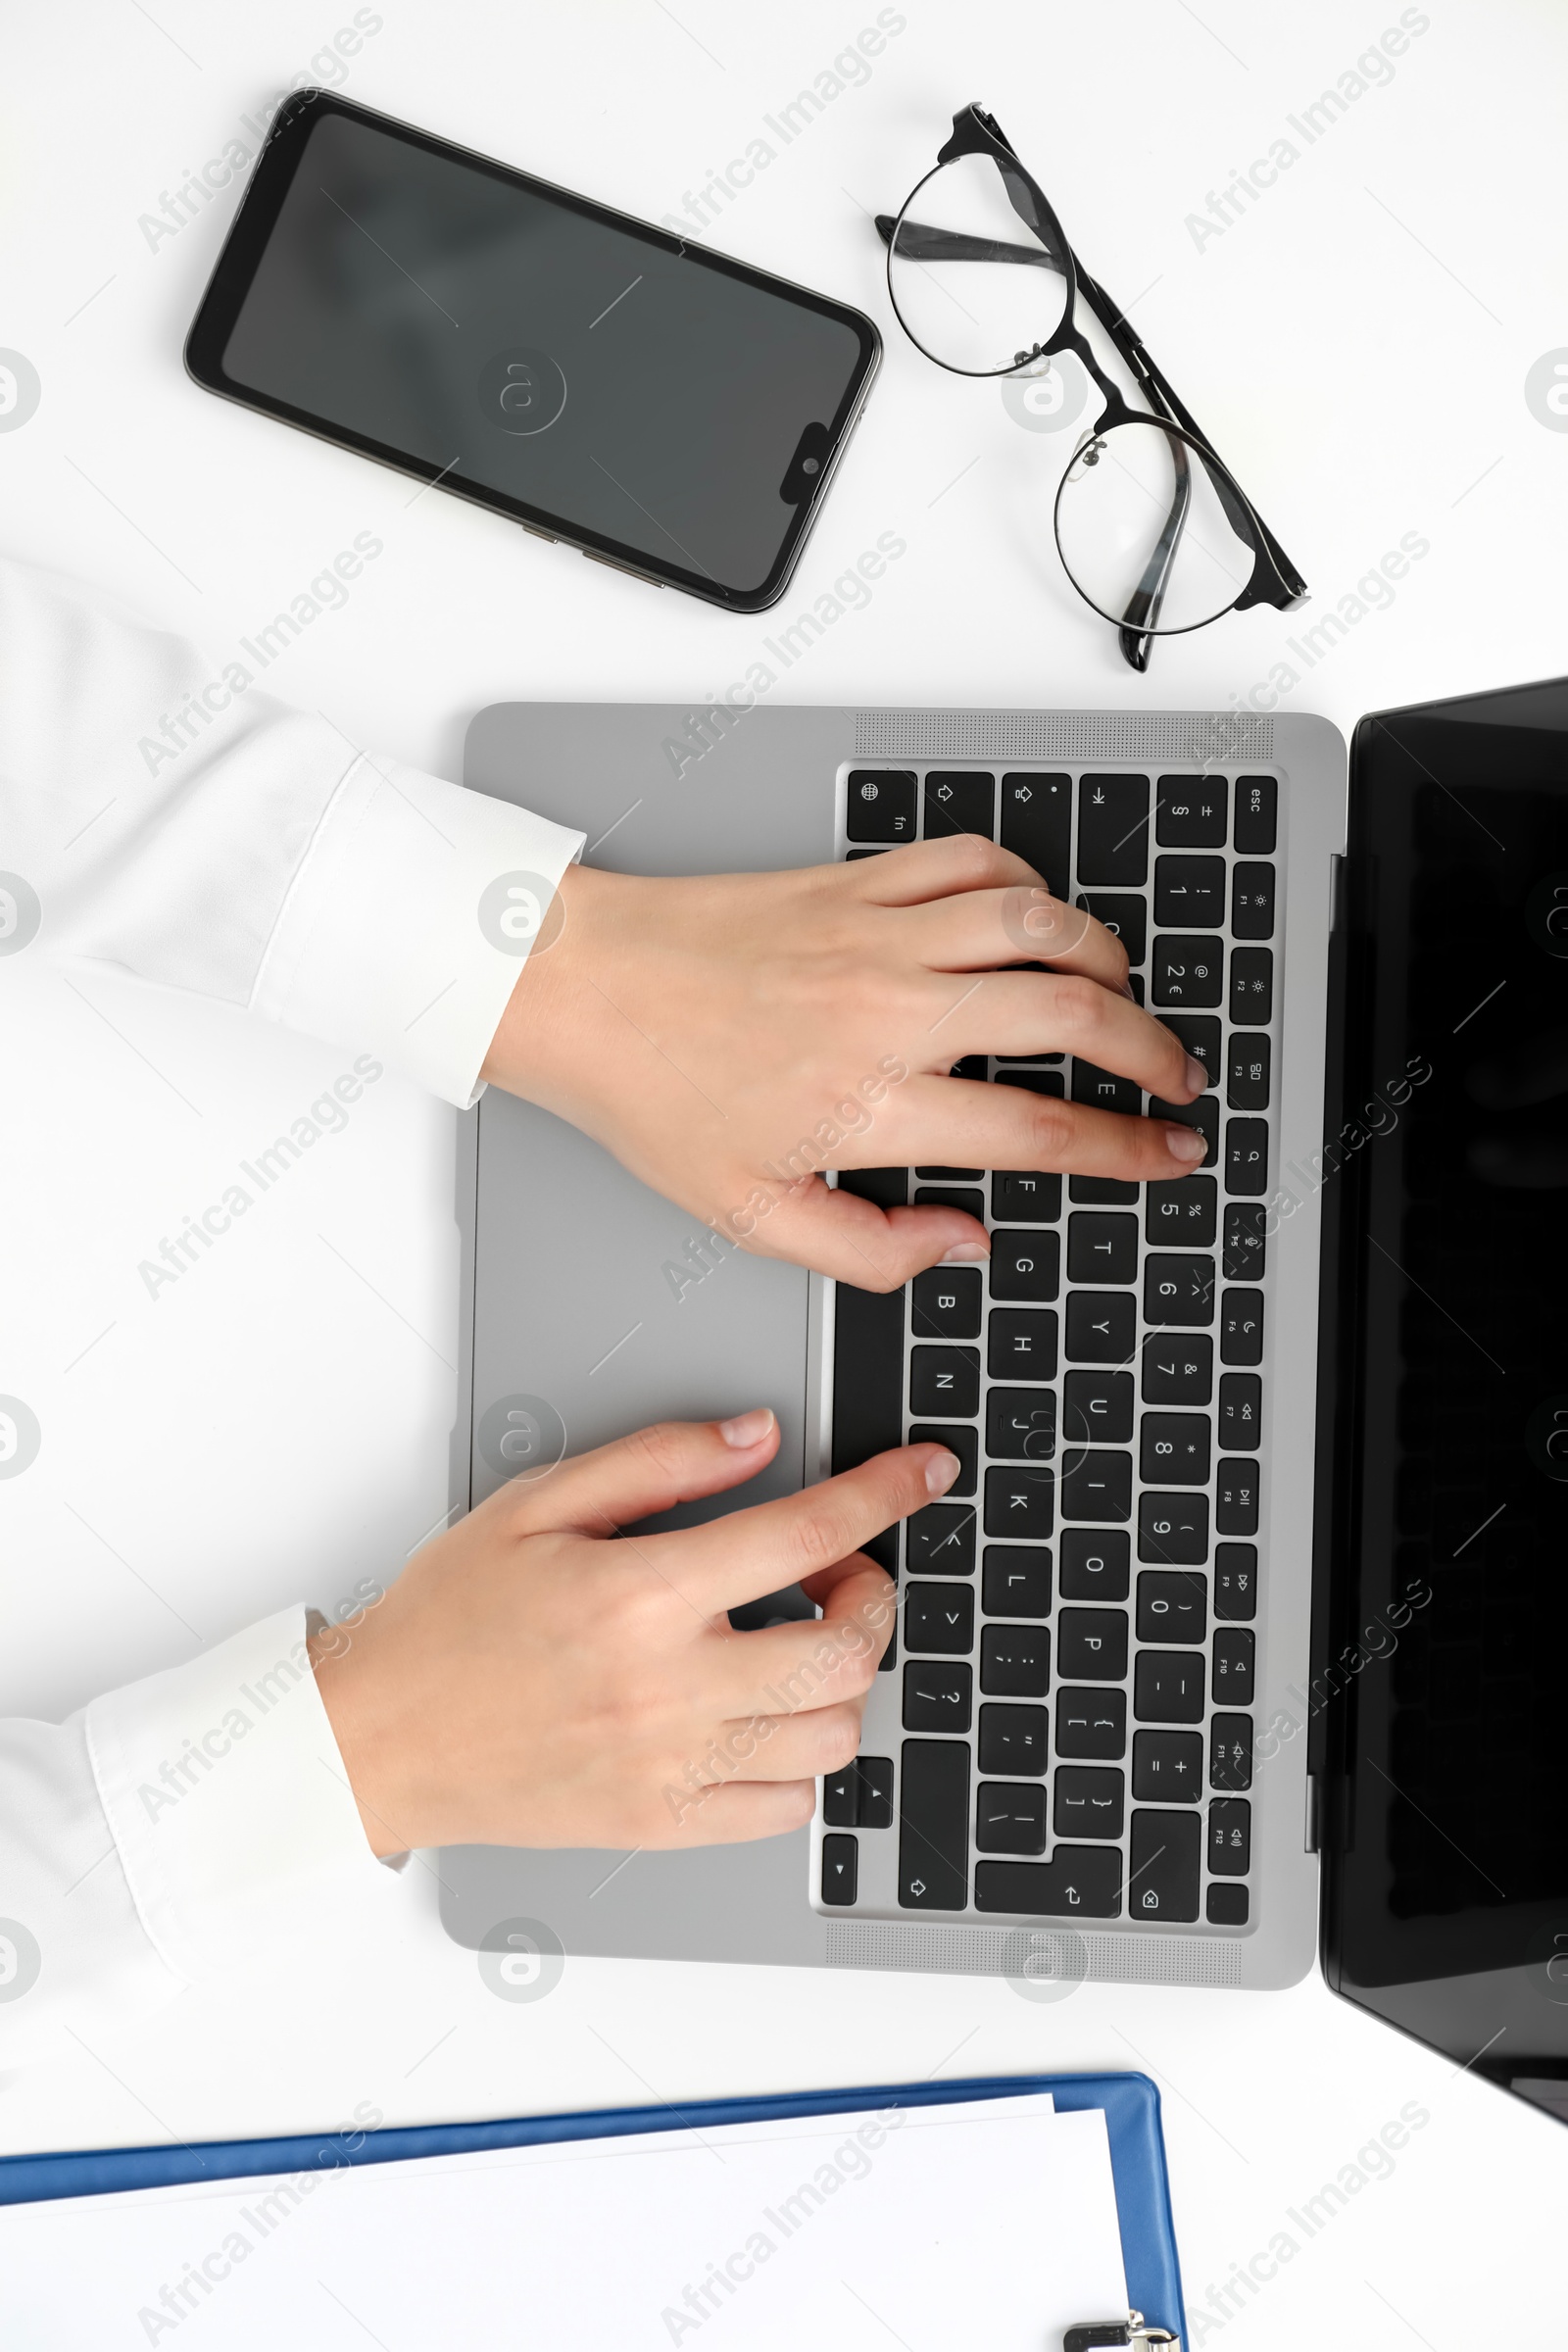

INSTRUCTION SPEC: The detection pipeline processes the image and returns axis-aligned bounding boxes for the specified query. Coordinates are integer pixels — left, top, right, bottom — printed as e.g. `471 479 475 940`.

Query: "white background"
2 0 1567 2344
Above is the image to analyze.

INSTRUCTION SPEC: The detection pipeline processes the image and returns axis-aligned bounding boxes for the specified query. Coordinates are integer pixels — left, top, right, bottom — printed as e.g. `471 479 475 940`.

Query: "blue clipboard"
0 2069 1186 2345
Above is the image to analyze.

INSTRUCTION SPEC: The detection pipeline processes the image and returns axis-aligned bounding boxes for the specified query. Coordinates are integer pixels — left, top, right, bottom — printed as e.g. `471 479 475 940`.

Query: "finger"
740 1176 988 1289
910 971 1206 1102
887 1073 1210 1180
710 1697 869 1784
657 1442 961 1612
652 1775 819 1849
503 1410 782 1538
712 1558 897 1712
846 833 1042 906
909 885 1132 992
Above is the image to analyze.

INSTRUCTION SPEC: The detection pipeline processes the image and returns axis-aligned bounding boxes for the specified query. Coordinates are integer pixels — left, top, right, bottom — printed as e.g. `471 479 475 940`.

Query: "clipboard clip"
1065 2312 1180 2352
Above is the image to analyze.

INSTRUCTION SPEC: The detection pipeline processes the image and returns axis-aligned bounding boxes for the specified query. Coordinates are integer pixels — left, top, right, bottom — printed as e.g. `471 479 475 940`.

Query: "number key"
1152 934 1223 1008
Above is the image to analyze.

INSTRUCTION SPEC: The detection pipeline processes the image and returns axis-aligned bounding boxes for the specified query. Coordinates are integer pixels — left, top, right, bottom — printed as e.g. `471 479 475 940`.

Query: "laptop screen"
1321 682 1568 2111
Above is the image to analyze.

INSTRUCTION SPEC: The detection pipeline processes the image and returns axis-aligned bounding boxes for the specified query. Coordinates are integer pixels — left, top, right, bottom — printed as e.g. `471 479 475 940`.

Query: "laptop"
441 693 1567 2120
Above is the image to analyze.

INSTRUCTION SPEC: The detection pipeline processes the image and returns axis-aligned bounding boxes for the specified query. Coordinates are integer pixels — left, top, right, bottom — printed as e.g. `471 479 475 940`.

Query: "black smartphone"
185 90 880 611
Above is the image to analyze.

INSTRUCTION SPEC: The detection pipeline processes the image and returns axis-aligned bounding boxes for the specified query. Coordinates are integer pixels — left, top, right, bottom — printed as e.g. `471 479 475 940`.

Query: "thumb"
506 1409 782 1537
751 1175 990 1292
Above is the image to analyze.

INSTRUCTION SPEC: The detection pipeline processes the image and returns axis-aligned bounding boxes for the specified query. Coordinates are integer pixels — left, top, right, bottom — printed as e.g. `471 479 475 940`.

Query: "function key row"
845 768 1278 880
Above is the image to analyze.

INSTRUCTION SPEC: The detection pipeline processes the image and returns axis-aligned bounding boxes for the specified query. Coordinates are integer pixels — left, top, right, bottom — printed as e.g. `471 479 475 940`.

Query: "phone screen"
193 99 877 606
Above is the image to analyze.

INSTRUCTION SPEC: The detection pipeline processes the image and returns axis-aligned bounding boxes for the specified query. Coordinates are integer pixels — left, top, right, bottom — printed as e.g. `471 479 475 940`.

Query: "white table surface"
2 0 1565 2342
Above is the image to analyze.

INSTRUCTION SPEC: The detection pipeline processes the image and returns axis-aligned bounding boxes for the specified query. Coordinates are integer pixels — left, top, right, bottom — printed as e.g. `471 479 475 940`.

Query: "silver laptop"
438 700 1344 1995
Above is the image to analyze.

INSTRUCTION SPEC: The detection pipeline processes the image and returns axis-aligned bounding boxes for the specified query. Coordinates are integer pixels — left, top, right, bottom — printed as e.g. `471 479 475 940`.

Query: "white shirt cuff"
251 755 584 1107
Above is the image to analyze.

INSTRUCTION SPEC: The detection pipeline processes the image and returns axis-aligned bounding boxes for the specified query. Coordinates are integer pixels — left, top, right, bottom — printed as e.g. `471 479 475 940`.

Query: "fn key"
899 1739 971 1909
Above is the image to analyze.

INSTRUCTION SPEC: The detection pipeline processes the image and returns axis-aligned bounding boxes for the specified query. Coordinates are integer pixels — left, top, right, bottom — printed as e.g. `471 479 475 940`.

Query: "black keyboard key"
975 1847 1122 1917
981 1623 1051 1696
984 1464 1055 1540
1058 1527 1130 1600
906 1502 977 1576
1209 1713 1254 1790
1231 861 1276 940
846 768 917 843
908 1424 977 1494
924 770 995 839
1076 774 1150 885
1155 774 1228 847
983 1544 1053 1617
1226 1033 1271 1110
992 1170 1061 1224
1129 1808 1201 1922
1132 1729 1203 1802
1144 1177 1216 1249
1224 1117 1269 1197
1143 1254 1215 1327
1136 1569 1207 1645
898 1739 970 1909
1059 1449 1133 1524
1001 772 1071 897
1159 1012 1222 1084
837 1165 907 1208
1220 1289 1264 1365
1215 1465 1259 1537
905 1581 975 1655
951 1055 987 1081
1154 855 1226 928
1056 1606 1128 1681
1222 1202 1266 1282
1066 1212 1139 1286
845 846 888 860
1207 1883 1250 1925
1147 1090 1218 1166
1213 1544 1257 1621
858 1755 894 1828
1234 775 1277 853
1070 1175 1138 1204
1141 1334 1212 1405
911 1266 981 1340
1152 935 1223 1008
1212 1628 1256 1705
976 1782 1047 1854
917 1164 981 1180
996 1068 1065 1102
989 1309 1058 1381
909 1345 980 1418
1208 1797 1251 1876
1070 1059 1142 1117
914 1185 986 1217
1228 945 1273 1026
1066 1291 1137 1363
990 1230 1060 1302
1055 1688 1127 1758
1140 1412 1211 1488
1054 1765 1125 1839
1137 1491 1209 1565
821 1832 858 1904
823 1766 858 1826
903 1659 973 1732
1062 1371 1135 1447
1218 1374 1261 1451
985 1387 1056 1464
831 1280 904 1475
1075 892 1147 966
978 1703 1049 1775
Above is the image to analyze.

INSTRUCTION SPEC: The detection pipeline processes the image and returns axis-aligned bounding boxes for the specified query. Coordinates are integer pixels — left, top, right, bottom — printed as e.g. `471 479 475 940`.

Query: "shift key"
899 1738 971 1909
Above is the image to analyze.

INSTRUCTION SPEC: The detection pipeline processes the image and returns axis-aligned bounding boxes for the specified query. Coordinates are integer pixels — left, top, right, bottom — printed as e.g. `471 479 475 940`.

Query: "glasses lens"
888 153 1069 375
1054 420 1254 634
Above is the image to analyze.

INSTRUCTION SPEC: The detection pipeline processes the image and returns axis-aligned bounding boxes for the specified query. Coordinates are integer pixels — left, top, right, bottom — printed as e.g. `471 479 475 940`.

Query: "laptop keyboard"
822 765 1280 1933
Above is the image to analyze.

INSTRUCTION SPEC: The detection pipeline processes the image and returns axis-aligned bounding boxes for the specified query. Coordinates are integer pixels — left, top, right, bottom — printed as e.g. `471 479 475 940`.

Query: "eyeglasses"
878 104 1309 672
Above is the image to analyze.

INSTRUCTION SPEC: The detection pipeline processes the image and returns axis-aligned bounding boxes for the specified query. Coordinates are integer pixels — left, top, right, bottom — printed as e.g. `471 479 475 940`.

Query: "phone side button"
582 548 664 585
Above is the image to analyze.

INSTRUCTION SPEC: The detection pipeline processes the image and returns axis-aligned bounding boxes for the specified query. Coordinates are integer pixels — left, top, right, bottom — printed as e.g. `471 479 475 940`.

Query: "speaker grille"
852 710 1274 766
825 1920 1246 1985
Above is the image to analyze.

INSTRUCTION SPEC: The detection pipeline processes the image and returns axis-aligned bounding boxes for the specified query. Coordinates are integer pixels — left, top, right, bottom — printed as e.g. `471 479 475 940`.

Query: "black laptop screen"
1322 684 1568 2103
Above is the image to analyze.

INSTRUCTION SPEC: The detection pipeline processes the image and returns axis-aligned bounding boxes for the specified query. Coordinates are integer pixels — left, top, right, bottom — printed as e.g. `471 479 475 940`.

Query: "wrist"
480 860 609 1103
308 1620 419 1861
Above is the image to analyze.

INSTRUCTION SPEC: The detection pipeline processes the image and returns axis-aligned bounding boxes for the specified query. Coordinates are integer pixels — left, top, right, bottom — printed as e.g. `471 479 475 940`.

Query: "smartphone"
185 91 880 611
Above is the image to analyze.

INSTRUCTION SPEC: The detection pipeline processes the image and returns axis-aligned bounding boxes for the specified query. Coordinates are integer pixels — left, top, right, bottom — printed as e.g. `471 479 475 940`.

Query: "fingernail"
924 1447 961 1494
1185 1054 1209 1095
718 1407 775 1447
939 1242 991 1264
1165 1124 1207 1164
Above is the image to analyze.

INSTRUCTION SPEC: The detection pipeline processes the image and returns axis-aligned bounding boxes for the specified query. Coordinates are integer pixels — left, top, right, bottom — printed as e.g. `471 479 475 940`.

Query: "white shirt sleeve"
0 555 583 2064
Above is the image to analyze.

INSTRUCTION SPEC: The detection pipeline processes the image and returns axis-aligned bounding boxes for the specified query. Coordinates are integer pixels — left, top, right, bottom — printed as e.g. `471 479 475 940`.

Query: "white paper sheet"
0 2092 1130 2350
